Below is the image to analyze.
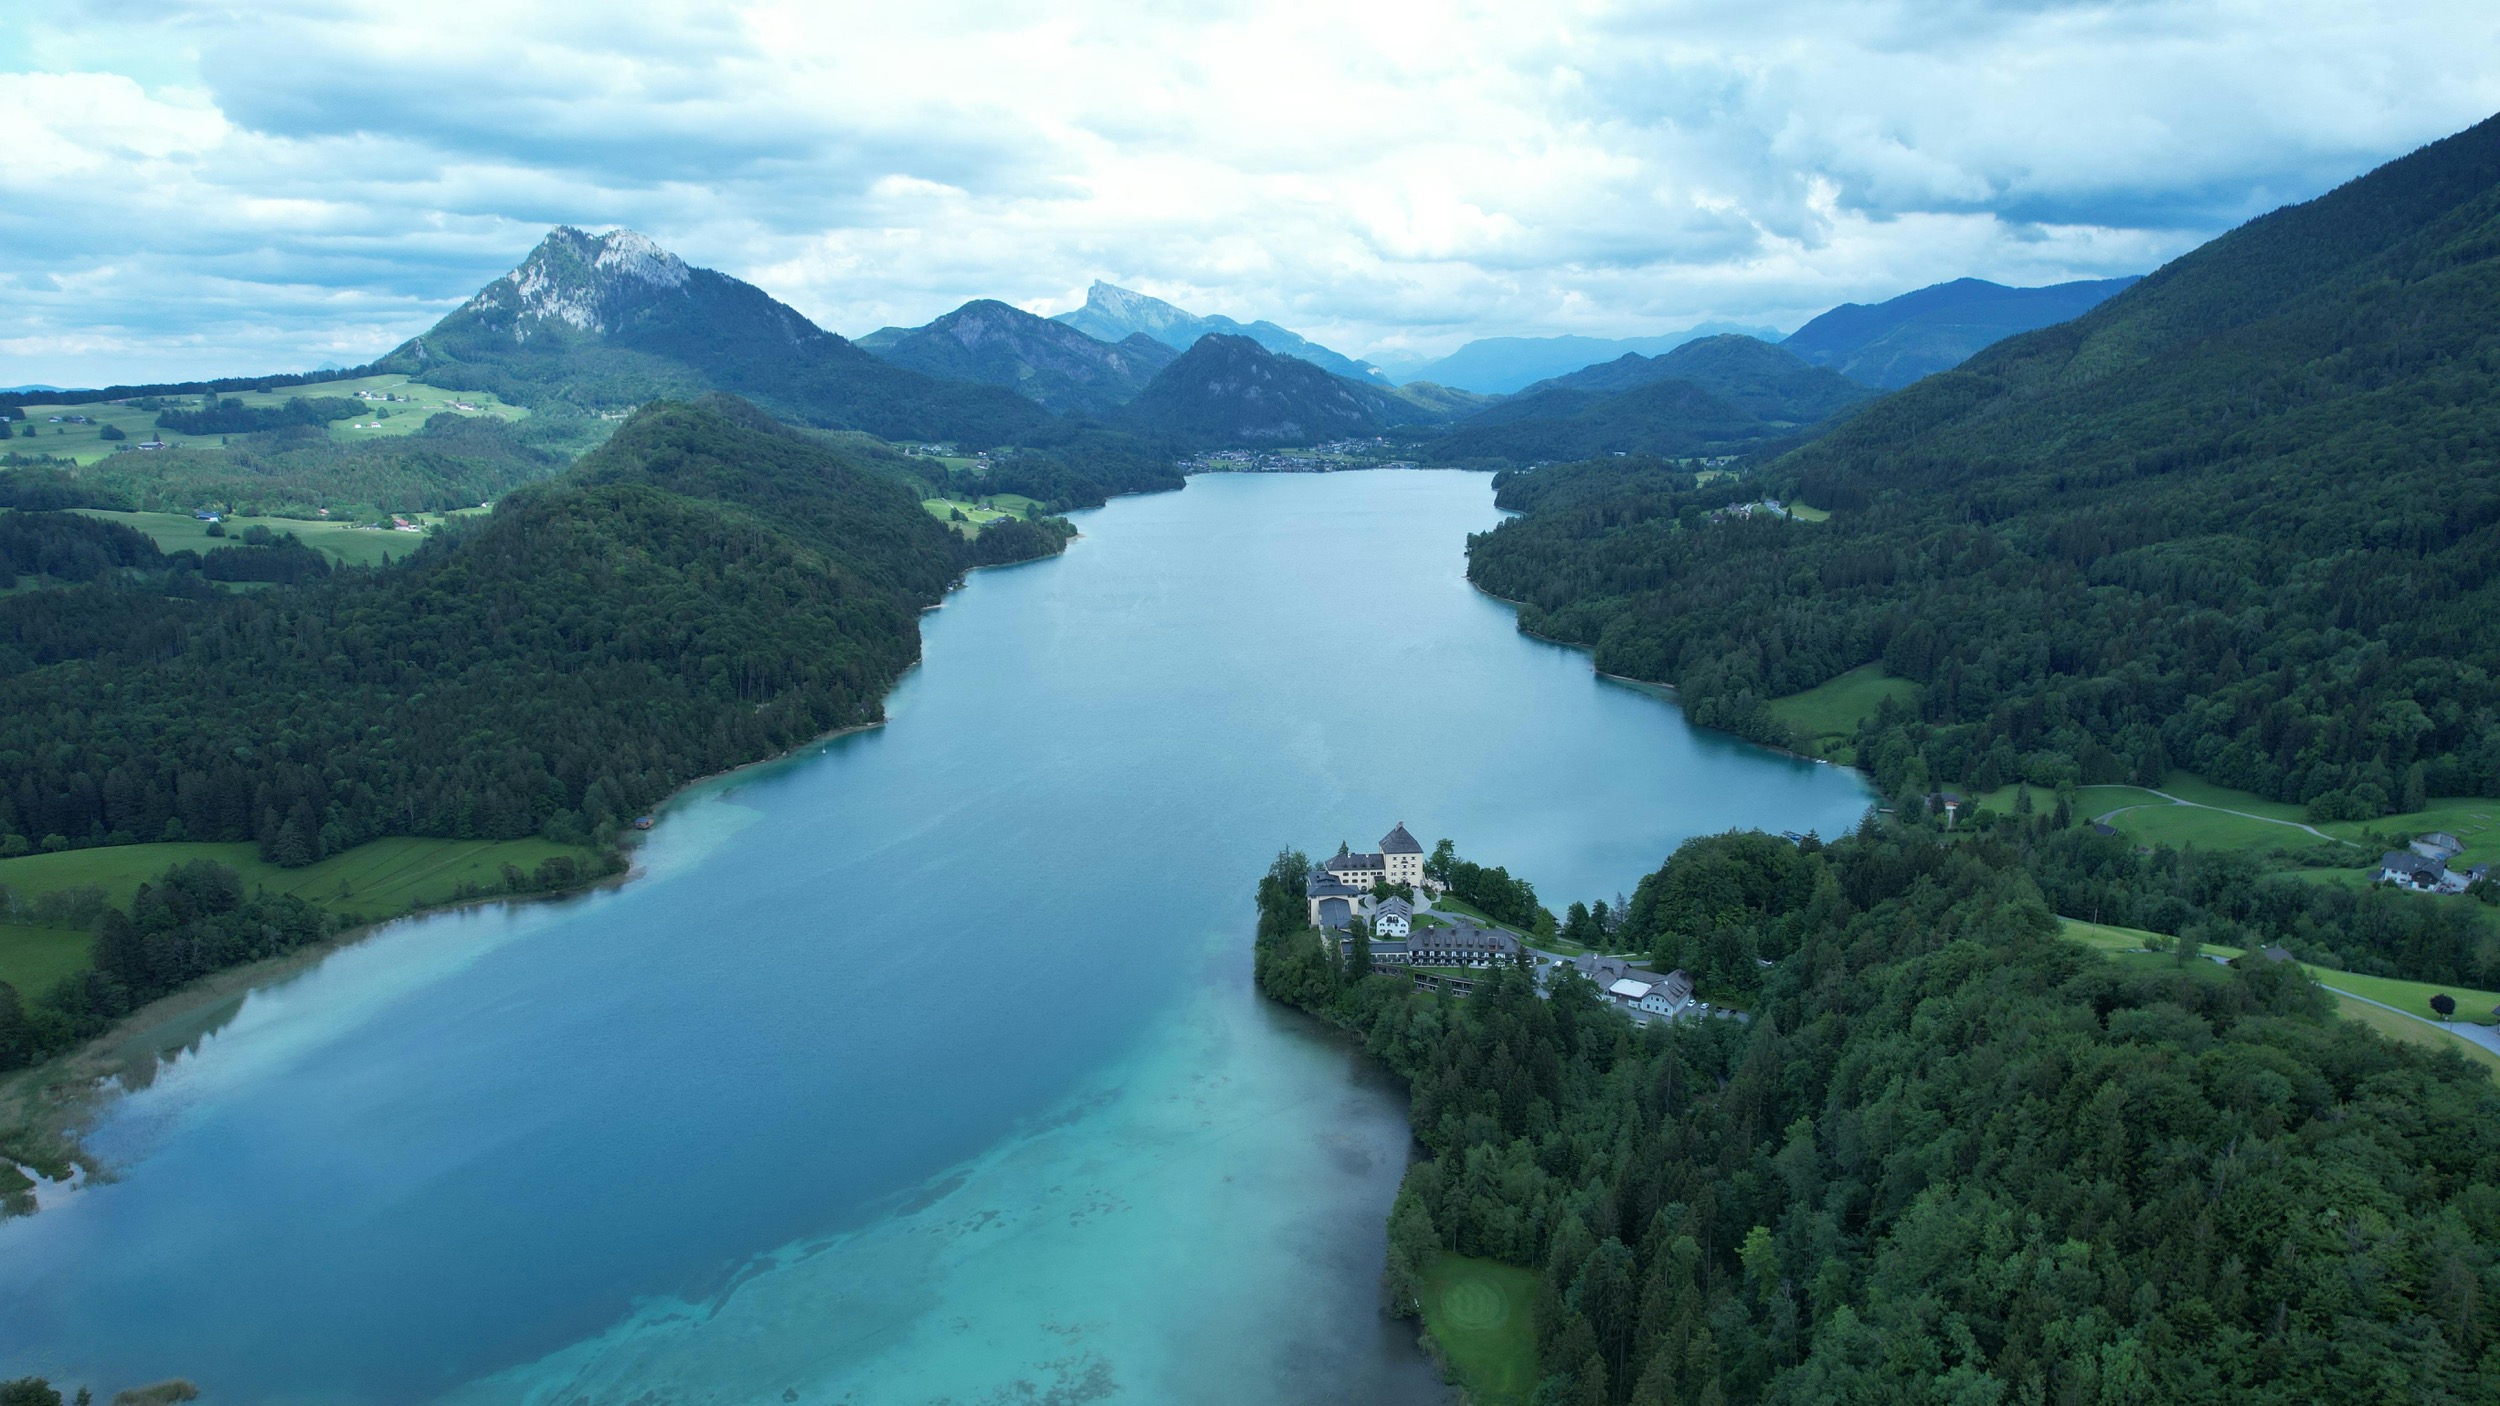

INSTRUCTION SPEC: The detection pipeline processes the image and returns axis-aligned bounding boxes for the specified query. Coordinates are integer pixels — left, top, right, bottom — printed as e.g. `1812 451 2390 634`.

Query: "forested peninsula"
0 396 1075 1076
1257 826 2500 1403
1244 109 2500 1406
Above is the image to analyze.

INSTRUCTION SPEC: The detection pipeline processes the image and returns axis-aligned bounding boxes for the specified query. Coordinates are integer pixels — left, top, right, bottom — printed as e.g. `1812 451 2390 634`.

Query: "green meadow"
0 836 600 916
0 835 606 1001
920 493 1042 535
1954 772 2500 864
71 508 459 569
1419 1254 1540 1405
1765 664 1915 763
0 925 93 998
10 374 524 466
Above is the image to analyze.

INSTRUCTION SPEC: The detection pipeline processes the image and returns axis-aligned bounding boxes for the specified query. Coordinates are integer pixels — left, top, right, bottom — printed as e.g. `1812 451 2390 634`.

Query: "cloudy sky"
3 1 2497 385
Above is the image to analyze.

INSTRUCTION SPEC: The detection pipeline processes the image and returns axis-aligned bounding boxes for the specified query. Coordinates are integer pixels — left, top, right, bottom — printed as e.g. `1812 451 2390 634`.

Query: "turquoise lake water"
0 470 1871 1403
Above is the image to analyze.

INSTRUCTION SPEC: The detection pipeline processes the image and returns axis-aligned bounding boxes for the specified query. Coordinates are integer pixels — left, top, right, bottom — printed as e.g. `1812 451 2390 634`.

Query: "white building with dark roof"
2378 849 2490 894
1573 955 1696 1019
1373 896 1413 939
1306 824 1434 926
1379 822 1426 887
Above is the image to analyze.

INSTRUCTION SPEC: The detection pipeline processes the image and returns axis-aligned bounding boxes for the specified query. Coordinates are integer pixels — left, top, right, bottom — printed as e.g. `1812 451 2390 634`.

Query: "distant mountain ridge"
1055 282 1387 384
1391 325 1786 394
1781 275 2141 388
376 227 1050 445
1113 334 1434 447
1428 335 1874 463
856 300 1179 417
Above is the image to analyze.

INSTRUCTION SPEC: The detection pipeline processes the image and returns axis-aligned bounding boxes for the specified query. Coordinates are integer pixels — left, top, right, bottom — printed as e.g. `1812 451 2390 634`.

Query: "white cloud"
2 0 2496 385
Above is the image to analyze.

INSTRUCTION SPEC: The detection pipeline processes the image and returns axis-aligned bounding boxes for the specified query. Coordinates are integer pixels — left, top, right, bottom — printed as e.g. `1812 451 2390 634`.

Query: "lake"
0 470 1871 1403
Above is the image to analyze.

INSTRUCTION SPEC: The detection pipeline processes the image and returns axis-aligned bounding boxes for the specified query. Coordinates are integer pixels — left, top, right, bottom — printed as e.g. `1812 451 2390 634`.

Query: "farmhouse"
2379 849 2492 894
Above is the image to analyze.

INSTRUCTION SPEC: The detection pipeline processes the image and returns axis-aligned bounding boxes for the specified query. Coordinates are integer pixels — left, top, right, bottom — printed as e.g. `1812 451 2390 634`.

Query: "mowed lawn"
0 924 93 997
74 509 437 569
1765 665 1915 762
1420 1254 1541 1405
0 837 602 918
2104 802 2336 852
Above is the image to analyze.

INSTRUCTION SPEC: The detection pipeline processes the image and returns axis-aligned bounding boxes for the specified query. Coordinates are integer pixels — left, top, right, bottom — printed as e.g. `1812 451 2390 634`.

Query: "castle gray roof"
1380 823 1423 855
1324 851 1386 872
1375 897 1413 920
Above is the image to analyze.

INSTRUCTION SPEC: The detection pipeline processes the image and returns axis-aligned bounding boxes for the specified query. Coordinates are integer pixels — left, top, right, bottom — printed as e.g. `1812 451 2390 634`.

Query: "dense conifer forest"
0 396 1070 864
1257 828 2500 1403
1467 114 2500 817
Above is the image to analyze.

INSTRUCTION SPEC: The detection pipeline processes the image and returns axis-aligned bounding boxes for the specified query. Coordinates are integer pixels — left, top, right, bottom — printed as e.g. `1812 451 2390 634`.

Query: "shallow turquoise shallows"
0 471 1869 1403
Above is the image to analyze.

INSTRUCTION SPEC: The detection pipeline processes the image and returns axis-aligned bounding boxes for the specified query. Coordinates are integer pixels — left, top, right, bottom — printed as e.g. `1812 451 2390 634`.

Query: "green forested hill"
0 397 1047 863
1113 333 1432 446
1468 112 2500 812
1427 336 1873 466
1779 275 2141 389
1258 828 2500 1405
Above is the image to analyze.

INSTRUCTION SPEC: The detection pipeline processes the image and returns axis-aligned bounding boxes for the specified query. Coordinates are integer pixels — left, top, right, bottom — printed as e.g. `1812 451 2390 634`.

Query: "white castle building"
1306 823 1428 927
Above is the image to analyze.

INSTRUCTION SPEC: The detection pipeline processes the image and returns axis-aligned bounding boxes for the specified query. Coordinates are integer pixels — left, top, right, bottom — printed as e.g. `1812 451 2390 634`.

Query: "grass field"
2102 802 2336 852
2324 798 2500 863
2314 969 2500 1026
2059 917 2188 954
1962 774 2372 857
2328 994 2500 1074
1419 1254 1540 1405
1425 893 1535 939
10 375 525 466
71 508 454 569
0 924 93 996
0 837 602 918
1765 664 1915 762
920 493 1041 535
2058 918 2500 1070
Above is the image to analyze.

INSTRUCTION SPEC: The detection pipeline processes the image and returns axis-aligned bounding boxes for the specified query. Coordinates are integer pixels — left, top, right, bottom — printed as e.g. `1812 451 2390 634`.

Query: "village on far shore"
1301 823 1713 1024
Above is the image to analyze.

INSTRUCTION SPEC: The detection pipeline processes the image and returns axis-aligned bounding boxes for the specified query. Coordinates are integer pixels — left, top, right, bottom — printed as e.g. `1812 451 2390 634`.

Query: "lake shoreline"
0 710 905 1200
0 519 1063 1191
1470 579 1863 774
1 470 1877 1399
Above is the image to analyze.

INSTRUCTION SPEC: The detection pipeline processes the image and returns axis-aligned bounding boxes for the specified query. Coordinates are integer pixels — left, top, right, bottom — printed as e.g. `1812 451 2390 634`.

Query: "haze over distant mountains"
26 223 2151 471
1053 282 1389 384
1385 326 1785 395
1781 276 2142 389
1427 334 1874 464
856 301 1179 417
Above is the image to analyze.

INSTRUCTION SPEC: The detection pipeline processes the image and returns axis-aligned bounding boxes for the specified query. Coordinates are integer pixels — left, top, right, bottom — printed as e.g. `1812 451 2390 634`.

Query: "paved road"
2318 982 2500 1057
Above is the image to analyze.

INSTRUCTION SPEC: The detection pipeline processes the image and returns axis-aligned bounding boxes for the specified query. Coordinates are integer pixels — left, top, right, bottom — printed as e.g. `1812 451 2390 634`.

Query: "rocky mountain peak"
480 227 695 336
